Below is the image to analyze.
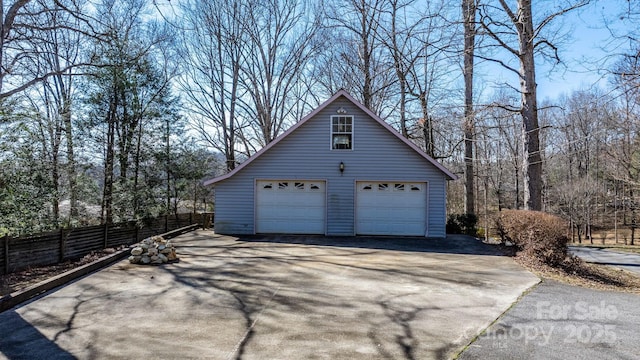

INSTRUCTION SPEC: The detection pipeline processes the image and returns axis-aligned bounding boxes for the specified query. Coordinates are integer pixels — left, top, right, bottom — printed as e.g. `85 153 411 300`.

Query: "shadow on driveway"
0 310 75 360
236 234 506 256
0 231 533 360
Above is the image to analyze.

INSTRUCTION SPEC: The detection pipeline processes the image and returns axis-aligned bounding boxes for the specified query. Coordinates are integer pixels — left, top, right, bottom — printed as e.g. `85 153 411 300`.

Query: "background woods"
1 0 639 243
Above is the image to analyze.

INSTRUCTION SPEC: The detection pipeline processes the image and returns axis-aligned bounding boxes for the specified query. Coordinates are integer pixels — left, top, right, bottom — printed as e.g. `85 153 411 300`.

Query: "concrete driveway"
0 231 538 359
570 246 640 276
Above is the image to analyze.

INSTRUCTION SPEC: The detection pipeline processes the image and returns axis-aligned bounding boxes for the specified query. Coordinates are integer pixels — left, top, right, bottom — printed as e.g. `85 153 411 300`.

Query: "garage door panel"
256 180 326 234
356 182 427 236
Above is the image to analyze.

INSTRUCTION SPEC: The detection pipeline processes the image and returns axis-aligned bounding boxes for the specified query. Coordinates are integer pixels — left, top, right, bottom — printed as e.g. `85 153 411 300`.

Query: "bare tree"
544 90 612 240
177 0 246 172
239 0 322 146
375 0 457 159
381 0 415 138
30 0 86 224
1 0 42 98
604 56 640 244
322 0 393 114
477 0 589 210
474 91 523 211
462 0 476 215
0 0 96 99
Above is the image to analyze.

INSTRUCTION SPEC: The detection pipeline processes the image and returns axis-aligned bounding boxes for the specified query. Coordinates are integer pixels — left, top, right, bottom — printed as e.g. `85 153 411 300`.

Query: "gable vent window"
331 115 353 150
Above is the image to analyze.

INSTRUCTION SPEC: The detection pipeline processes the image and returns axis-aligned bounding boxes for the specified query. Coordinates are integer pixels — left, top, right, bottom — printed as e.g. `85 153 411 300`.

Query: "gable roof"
204 89 457 186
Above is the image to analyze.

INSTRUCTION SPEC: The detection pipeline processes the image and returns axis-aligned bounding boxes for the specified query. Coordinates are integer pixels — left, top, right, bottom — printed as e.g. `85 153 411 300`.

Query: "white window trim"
330 115 354 150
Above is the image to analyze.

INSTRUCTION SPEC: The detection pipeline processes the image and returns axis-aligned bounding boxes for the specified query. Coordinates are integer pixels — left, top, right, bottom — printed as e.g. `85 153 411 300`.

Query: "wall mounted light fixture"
339 161 345 173
336 107 347 114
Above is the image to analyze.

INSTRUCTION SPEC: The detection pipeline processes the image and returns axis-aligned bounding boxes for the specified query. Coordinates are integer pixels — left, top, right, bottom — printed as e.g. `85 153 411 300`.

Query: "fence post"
103 223 109 249
4 235 10 274
59 228 66 262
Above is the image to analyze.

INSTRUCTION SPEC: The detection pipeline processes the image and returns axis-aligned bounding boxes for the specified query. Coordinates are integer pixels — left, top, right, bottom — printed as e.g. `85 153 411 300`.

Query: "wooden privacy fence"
0 212 213 275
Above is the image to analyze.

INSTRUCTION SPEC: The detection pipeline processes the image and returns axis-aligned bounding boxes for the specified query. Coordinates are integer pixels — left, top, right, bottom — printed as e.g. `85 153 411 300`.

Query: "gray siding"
213 97 449 237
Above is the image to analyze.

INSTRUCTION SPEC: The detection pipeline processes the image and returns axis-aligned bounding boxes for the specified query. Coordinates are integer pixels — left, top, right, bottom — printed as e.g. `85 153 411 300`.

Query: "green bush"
495 210 569 266
446 213 478 236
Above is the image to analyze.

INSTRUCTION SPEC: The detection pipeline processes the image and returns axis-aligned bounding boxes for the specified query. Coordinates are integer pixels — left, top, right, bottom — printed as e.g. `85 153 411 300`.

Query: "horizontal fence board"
66 226 104 235
11 234 59 246
0 237 6 273
9 235 59 270
9 234 61 272
10 241 58 253
0 213 201 275
66 241 102 252
106 238 135 248
66 241 103 253
66 226 104 259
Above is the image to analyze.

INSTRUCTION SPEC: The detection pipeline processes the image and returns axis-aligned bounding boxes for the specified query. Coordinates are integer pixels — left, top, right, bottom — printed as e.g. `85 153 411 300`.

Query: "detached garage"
204 90 457 238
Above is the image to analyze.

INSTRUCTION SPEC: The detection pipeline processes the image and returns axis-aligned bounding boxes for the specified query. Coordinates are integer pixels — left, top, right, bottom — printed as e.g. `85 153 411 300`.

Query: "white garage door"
256 180 326 234
356 182 427 236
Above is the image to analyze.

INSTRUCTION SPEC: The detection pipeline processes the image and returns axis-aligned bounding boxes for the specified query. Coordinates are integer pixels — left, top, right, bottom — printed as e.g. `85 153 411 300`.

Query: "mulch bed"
0 247 125 296
486 240 640 292
514 253 640 293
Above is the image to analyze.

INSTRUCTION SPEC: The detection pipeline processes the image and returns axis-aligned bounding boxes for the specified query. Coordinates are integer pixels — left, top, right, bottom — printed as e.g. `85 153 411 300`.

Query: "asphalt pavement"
459 280 640 360
569 246 640 276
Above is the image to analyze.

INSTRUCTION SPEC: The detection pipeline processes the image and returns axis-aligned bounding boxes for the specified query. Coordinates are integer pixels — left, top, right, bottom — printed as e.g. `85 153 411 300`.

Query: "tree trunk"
462 0 476 215
389 0 408 138
514 0 542 211
102 77 118 225
42 84 62 227
419 96 435 157
102 111 115 224
61 97 78 221
166 119 171 216
514 165 520 209
357 0 374 110
362 24 372 109
226 42 239 172
133 116 143 217
632 188 636 246
614 181 619 244
399 81 407 138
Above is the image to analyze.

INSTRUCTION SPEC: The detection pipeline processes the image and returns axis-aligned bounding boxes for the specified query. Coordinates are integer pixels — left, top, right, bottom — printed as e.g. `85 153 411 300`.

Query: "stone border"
0 224 201 313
